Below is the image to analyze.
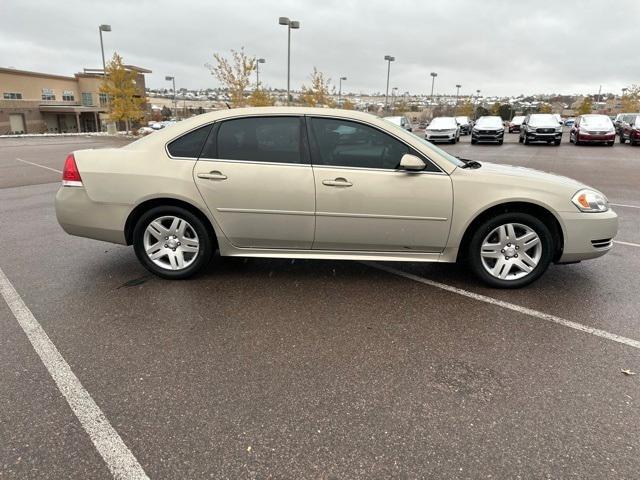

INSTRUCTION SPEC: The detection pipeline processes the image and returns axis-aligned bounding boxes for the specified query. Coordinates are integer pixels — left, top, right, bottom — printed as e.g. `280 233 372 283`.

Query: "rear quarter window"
167 124 213 158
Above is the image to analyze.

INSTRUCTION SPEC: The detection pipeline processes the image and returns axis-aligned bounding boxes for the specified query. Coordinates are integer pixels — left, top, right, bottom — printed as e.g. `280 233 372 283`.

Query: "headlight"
555 127 562 133
571 189 609 213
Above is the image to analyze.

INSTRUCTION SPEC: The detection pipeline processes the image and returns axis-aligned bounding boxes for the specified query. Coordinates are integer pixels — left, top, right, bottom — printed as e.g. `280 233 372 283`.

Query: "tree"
456 100 474 117
621 85 640 112
476 106 489 118
539 103 552 113
498 104 513 120
300 68 334 107
491 102 501 115
206 48 255 107
100 52 145 132
247 88 275 106
342 99 355 110
160 106 172 120
578 97 593 115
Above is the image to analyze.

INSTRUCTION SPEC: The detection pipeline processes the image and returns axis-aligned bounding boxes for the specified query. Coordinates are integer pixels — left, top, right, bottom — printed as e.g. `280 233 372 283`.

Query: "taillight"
62 153 83 187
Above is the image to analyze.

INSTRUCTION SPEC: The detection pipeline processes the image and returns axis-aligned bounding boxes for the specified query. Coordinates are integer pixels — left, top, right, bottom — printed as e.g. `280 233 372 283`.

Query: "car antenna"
225 102 231 109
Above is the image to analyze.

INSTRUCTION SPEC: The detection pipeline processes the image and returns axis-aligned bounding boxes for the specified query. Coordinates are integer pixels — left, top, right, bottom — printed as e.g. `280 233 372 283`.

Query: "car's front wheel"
467 213 554 288
133 206 214 279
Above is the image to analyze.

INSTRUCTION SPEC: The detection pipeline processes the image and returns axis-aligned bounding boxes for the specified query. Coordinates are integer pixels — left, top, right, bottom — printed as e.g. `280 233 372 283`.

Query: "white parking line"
0 266 149 480
611 203 640 209
365 262 640 351
16 157 62 173
615 240 640 248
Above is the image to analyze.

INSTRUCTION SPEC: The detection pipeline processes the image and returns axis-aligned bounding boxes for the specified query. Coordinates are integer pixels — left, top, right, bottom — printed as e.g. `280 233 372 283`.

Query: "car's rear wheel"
133 206 214 279
467 213 554 288
619 134 626 144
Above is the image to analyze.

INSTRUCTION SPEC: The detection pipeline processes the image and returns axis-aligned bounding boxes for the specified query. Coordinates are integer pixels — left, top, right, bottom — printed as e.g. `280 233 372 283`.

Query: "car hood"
467 161 588 191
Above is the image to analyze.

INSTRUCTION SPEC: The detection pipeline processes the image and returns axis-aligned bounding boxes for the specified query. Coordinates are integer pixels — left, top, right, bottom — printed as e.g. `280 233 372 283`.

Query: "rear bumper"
558 210 618 262
55 186 128 244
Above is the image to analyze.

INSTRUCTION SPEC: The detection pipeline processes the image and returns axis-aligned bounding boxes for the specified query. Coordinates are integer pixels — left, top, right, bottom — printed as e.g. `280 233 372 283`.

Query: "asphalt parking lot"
1 132 639 479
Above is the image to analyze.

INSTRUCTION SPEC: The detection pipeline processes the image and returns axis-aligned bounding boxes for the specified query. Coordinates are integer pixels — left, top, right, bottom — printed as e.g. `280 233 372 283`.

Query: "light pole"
98 24 111 132
475 89 481 119
99 24 111 75
165 76 176 118
455 84 461 114
392 87 398 112
256 58 265 88
338 76 347 105
430 72 438 105
384 55 395 109
279 17 300 105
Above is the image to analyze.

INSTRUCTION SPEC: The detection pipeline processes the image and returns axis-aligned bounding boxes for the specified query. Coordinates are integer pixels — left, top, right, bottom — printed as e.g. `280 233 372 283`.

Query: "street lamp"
256 58 266 88
279 17 300 105
338 76 347 104
430 72 438 104
384 55 395 109
165 76 176 118
455 84 462 114
475 89 481 119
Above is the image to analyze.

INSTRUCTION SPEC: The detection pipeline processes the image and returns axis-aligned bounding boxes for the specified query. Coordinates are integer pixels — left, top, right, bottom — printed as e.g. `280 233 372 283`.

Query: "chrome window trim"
311 164 447 176
196 158 312 168
304 114 445 174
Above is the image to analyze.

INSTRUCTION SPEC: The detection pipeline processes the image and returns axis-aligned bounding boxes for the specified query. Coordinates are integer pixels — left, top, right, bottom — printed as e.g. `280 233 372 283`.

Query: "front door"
307 117 453 252
193 116 315 249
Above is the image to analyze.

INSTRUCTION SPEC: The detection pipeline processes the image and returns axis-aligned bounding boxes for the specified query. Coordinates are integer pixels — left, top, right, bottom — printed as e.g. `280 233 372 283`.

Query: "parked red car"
508 115 525 133
619 115 640 145
569 114 615 146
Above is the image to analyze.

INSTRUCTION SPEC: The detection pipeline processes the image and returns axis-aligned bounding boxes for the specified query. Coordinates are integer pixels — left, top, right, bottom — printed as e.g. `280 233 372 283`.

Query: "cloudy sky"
1 0 638 97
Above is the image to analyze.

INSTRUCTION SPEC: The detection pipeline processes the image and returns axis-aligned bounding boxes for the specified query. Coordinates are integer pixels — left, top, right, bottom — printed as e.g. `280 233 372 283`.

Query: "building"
0 65 151 134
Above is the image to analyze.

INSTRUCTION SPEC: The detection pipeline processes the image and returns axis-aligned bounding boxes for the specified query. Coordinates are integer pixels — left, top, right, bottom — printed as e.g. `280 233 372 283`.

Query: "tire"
607 141 614 146
575 134 581 146
554 139 561 146
133 205 214 279
619 135 626 144
523 135 529 145
450 138 456 144
518 135 523 144
471 138 477 144
497 139 503 145
467 212 554 288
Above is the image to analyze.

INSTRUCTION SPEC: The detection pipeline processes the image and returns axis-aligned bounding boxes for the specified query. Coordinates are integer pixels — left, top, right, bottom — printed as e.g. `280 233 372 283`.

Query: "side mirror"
399 154 426 171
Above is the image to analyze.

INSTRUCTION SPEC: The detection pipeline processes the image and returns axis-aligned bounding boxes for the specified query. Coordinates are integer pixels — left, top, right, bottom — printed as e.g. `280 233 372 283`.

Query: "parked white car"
425 117 460 143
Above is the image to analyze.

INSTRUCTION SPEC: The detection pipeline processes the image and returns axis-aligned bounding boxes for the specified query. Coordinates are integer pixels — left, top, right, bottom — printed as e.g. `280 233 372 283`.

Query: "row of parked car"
400 113 640 146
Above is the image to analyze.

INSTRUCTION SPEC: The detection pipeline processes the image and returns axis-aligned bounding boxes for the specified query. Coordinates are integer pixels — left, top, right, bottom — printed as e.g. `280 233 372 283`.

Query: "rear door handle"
322 177 353 187
197 171 227 180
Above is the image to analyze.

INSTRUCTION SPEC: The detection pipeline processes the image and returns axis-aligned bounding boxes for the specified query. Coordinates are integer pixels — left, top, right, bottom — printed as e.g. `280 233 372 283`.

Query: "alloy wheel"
143 215 200 270
479 223 542 280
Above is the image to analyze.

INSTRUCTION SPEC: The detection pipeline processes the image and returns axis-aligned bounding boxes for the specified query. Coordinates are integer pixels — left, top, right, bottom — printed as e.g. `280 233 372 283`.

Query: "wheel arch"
124 197 219 248
456 201 565 263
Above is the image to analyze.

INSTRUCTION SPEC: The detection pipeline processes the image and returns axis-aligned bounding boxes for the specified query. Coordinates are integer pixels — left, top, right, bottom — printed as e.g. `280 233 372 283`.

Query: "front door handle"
197 171 227 180
322 177 353 187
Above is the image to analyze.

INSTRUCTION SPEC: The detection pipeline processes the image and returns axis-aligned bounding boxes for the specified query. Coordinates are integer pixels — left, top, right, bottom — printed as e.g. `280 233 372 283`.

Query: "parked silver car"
55 107 617 288
383 115 413 132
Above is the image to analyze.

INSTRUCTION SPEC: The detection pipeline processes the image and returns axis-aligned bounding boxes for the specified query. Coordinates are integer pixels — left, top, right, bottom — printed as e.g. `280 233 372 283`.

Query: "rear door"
192 116 316 249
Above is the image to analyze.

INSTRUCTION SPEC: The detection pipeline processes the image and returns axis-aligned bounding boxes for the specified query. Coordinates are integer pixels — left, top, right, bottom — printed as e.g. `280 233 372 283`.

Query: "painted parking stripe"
365 262 640 351
0 266 149 480
614 240 640 248
611 203 640 209
16 157 62 173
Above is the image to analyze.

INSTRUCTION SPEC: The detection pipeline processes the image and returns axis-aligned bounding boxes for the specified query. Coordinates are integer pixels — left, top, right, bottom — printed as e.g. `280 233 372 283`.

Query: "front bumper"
471 130 504 142
426 131 457 142
577 133 615 143
558 209 618 263
525 130 562 141
55 186 129 244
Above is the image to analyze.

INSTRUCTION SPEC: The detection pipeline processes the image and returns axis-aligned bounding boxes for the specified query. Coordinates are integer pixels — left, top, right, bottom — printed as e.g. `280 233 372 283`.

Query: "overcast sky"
1 0 638 97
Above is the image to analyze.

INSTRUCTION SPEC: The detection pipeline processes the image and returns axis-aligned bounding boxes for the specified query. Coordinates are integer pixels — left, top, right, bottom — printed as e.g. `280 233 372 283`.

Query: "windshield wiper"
458 158 482 169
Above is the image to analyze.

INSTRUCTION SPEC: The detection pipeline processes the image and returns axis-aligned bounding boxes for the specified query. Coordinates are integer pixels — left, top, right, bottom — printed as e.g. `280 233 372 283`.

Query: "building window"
3 92 23 100
63 90 75 101
99 93 108 107
42 88 55 101
81 92 94 106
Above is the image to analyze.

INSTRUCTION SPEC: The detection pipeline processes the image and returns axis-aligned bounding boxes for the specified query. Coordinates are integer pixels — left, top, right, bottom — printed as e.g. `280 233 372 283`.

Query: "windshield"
529 114 558 126
455 116 470 125
428 117 457 129
475 116 503 128
383 116 402 126
383 121 465 168
581 115 613 128
511 116 525 124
